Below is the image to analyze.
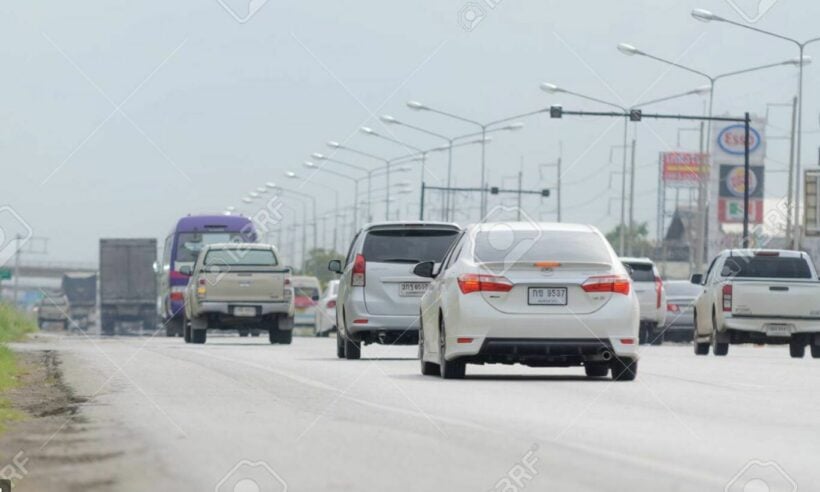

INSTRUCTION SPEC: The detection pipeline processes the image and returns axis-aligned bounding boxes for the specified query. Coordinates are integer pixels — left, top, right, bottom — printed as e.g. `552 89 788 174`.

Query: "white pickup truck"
691 249 820 358
181 243 294 345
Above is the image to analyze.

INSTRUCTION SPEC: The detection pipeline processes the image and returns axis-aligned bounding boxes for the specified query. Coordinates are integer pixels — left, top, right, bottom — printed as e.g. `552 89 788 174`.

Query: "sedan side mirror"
328 259 342 274
690 273 703 285
413 261 436 278
179 265 193 276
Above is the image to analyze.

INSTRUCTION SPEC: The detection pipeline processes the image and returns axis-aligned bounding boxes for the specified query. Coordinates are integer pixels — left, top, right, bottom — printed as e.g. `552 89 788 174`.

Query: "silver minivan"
328 221 461 359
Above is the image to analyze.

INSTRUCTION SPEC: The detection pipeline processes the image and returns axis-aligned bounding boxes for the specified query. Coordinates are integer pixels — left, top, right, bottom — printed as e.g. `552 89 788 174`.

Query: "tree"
606 222 653 257
301 248 344 286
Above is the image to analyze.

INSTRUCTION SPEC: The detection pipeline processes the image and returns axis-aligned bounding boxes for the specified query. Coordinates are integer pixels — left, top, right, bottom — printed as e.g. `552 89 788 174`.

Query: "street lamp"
617 42 810 266
284 171 340 252
541 81 631 255
689 8 820 249
303 161 360 235
405 100 530 217
265 181 317 265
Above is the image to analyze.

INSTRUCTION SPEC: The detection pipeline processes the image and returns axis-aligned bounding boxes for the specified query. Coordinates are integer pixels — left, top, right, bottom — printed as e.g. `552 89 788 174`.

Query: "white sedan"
415 222 640 380
314 279 339 337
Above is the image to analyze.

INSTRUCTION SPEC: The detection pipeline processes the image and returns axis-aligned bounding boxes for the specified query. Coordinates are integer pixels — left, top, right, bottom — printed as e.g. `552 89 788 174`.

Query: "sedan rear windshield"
362 229 459 263
721 256 812 279
623 262 655 282
204 249 278 266
473 230 611 265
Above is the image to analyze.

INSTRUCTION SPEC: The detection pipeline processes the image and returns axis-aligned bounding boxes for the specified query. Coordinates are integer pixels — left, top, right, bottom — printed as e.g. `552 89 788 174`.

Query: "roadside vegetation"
0 303 37 431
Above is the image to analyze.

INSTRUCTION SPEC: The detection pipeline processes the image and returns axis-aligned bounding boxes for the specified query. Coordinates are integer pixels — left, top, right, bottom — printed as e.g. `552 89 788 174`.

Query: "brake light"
667 303 679 313
327 300 336 309
722 284 732 312
352 254 366 287
655 275 663 309
170 286 185 302
754 251 779 256
581 275 630 295
457 274 513 294
457 337 474 344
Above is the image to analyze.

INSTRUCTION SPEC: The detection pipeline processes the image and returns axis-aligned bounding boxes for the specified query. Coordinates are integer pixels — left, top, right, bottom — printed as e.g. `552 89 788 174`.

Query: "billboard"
710 118 766 226
661 152 707 188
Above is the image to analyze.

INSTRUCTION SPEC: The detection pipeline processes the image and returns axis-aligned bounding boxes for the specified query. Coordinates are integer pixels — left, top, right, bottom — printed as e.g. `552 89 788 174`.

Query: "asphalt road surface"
9 333 820 491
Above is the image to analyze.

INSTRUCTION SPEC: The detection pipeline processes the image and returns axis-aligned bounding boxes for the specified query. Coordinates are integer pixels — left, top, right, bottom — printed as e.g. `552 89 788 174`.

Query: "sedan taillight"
654 275 663 309
581 275 631 295
327 299 336 309
457 274 513 294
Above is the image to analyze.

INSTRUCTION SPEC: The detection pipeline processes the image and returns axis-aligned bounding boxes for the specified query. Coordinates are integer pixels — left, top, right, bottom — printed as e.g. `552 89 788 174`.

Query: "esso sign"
717 124 761 156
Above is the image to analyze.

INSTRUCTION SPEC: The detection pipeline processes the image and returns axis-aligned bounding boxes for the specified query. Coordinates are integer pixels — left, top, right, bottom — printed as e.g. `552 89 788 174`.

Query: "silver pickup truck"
181 243 294 344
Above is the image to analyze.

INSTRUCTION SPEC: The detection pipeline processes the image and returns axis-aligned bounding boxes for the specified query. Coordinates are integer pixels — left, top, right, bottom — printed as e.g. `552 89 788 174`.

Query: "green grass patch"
0 304 37 432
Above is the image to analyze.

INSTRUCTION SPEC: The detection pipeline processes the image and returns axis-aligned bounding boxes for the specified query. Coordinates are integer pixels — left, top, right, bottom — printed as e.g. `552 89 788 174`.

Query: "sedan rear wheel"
438 316 465 379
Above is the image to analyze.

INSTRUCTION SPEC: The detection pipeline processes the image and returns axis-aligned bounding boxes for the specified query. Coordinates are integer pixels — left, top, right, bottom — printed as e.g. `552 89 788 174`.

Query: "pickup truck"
182 243 294 344
691 249 820 358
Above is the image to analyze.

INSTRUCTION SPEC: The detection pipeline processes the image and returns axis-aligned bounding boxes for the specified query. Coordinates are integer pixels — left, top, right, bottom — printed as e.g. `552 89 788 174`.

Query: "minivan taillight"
352 254 366 287
655 275 663 309
457 274 513 294
581 275 631 295
722 284 732 312
327 300 336 309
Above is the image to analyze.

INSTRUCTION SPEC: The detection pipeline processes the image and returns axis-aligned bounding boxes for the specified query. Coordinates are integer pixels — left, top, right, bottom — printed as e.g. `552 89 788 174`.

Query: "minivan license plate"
233 306 257 317
399 282 428 297
528 287 567 306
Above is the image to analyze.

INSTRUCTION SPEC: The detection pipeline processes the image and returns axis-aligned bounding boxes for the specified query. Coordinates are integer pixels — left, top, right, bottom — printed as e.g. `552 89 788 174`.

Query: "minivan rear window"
623 262 655 282
473 230 611 265
362 229 459 263
721 256 812 279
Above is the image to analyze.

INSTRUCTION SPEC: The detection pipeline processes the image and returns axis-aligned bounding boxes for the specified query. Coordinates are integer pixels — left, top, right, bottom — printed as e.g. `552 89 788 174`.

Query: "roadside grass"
0 303 38 432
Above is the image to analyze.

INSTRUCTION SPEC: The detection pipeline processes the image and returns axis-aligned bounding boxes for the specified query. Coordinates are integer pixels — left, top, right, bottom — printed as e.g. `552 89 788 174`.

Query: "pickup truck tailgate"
731 281 820 318
200 267 288 302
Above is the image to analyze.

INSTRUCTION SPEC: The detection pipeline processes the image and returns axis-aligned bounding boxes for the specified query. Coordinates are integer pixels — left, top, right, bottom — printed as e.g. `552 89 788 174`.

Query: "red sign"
661 152 707 188
718 198 763 224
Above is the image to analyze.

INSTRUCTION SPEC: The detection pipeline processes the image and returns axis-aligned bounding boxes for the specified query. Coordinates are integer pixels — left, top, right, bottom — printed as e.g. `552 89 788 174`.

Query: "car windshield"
665 281 702 297
295 287 320 298
721 256 813 279
175 232 247 263
473 230 611 264
363 228 459 263
203 249 277 266
623 262 655 282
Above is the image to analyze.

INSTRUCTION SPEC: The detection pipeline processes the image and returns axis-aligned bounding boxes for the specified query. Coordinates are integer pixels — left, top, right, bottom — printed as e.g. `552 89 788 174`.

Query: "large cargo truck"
99 238 158 335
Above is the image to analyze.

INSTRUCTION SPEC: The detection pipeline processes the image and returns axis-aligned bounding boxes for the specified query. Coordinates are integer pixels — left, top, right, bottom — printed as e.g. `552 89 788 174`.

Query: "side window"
345 232 361 267
705 256 720 283
163 235 173 269
444 236 466 271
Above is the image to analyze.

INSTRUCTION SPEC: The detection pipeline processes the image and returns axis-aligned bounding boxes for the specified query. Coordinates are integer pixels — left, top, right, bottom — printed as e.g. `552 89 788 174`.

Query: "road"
7 333 820 491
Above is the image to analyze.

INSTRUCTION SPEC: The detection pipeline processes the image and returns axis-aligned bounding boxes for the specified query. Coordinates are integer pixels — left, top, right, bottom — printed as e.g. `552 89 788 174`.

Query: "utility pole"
516 156 524 221
13 235 21 305
628 138 637 256
786 96 798 247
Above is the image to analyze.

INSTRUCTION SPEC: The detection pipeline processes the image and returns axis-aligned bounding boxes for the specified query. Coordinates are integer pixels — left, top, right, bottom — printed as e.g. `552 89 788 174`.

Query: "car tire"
438 316 465 379
191 328 206 344
611 357 637 381
336 333 345 359
638 324 648 345
269 329 292 345
418 314 440 376
238 329 250 337
183 322 191 343
811 337 820 359
789 340 806 358
251 330 260 337
649 325 664 346
344 337 361 359
693 314 709 355
711 312 729 356
584 364 609 378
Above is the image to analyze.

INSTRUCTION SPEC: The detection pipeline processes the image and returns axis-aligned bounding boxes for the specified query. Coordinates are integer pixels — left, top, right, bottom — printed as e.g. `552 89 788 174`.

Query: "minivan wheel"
191 329 206 344
344 337 361 360
611 357 637 381
789 339 806 358
336 332 345 359
438 317 465 379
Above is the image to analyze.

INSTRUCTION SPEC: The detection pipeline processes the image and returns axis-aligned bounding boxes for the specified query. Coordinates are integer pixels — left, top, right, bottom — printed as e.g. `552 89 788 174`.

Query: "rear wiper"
380 258 421 263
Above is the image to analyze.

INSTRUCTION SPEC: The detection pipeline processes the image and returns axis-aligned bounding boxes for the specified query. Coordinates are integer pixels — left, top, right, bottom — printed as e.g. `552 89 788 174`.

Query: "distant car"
416 222 639 380
36 292 70 330
182 243 294 344
292 276 321 328
314 280 340 337
620 257 666 345
692 249 820 358
329 221 461 360
663 280 702 341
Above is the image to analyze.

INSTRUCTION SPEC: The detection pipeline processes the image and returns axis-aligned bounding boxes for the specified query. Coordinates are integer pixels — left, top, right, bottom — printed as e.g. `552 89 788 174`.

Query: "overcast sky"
2 0 818 264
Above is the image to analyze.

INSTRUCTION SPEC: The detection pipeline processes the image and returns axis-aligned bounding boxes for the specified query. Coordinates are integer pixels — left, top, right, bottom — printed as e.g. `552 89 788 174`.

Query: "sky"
1 0 818 265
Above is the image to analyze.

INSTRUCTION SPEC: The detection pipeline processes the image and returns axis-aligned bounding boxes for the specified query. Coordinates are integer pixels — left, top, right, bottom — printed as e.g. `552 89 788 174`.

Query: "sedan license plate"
528 287 567 306
233 306 257 317
399 282 428 297
765 323 794 337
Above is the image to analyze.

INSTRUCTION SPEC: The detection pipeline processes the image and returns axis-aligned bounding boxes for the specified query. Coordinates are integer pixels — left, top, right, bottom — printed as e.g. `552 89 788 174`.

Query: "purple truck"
159 214 257 336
